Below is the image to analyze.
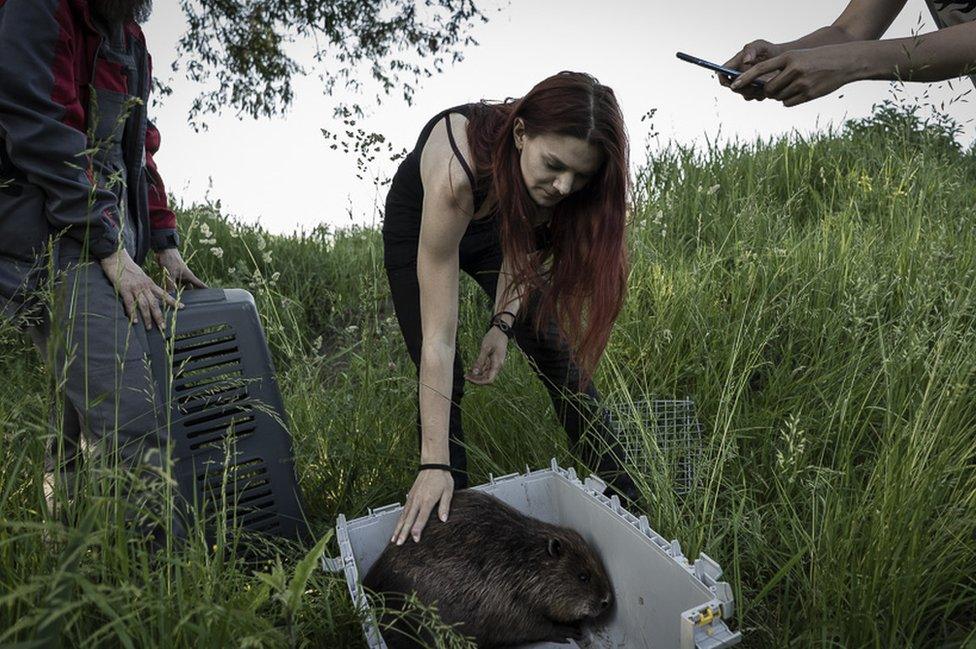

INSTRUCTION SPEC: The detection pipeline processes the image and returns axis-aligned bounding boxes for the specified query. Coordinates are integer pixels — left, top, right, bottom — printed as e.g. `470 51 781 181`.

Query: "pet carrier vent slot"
198 475 272 497
240 510 278 526
184 404 251 428
197 473 271 494
175 323 234 344
186 414 256 439
173 339 238 363
178 382 247 405
179 387 250 415
236 488 274 505
175 344 240 368
174 359 244 389
197 458 267 485
189 427 257 452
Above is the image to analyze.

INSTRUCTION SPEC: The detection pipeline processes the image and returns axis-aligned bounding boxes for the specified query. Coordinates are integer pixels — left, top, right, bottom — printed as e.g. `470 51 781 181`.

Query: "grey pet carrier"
326 460 741 648
148 288 309 540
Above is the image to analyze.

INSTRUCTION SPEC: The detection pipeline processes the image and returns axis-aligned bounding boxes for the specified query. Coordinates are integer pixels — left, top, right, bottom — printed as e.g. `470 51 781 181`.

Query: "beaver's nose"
600 595 611 610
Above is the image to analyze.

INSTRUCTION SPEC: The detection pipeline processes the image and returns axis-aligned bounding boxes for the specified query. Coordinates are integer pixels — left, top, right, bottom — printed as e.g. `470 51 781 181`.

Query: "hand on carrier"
392 468 454 545
156 247 207 291
465 327 509 385
99 248 182 331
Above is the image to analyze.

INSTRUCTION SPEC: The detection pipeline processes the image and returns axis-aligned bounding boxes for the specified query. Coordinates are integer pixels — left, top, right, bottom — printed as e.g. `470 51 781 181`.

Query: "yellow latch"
696 606 717 626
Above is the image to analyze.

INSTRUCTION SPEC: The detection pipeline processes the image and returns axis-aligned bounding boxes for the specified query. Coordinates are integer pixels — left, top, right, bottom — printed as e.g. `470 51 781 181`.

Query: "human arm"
102 117 199 330
145 120 205 291
145 118 182 253
733 20 976 105
720 0 908 99
0 2 181 326
0 0 124 258
465 251 521 385
391 115 474 545
142 45 205 291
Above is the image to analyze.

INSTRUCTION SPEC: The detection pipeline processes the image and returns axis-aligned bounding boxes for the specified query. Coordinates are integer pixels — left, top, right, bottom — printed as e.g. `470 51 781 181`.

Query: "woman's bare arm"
492 253 521 323
391 114 475 545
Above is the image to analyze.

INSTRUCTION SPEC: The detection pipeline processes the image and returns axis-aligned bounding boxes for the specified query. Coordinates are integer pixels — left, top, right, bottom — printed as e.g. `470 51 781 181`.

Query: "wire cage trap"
611 398 704 496
148 288 309 541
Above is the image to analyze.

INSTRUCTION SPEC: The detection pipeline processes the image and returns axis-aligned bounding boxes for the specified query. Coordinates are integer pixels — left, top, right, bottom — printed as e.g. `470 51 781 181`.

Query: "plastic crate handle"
322 555 344 573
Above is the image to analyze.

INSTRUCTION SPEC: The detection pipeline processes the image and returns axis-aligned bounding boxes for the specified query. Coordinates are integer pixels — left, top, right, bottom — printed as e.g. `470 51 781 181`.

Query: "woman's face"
514 118 604 208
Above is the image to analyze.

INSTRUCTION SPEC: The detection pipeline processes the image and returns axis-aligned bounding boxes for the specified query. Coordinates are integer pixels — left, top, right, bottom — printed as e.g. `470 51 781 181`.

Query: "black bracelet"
488 311 517 339
492 310 517 324
419 463 453 473
490 320 514 339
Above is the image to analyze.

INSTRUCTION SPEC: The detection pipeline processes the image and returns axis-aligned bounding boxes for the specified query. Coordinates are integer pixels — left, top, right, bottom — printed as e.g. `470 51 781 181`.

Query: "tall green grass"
1 102 974 647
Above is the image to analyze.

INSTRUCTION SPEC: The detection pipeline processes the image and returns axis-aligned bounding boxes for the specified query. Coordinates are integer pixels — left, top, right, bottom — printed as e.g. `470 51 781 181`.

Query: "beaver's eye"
578 572 590 583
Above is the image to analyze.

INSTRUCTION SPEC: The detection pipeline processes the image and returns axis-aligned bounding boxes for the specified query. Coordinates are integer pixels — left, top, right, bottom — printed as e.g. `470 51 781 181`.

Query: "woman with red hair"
383 71 635 545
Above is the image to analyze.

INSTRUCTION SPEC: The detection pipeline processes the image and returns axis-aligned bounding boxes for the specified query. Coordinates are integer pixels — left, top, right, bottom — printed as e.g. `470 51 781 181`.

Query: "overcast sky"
144 0 975 234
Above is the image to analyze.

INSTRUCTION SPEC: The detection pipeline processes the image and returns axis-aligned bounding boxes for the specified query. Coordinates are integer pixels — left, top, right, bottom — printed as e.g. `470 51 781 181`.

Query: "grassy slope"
1 103 974 647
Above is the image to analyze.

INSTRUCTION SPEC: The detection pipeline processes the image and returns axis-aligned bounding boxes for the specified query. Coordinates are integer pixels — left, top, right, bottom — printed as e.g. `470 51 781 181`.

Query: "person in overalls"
0 0 204 532
382 72 638 545
719 0 976 104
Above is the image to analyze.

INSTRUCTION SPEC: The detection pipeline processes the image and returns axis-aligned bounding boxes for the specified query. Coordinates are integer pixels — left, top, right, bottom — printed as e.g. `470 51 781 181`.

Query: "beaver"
362 489 614 648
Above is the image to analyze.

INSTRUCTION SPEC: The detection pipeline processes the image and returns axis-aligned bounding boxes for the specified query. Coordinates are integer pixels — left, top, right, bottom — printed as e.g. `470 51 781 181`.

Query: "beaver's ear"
547 537 562 558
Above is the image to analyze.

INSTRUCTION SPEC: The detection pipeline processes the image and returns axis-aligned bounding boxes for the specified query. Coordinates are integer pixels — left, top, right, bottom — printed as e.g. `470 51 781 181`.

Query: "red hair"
465 71 629 385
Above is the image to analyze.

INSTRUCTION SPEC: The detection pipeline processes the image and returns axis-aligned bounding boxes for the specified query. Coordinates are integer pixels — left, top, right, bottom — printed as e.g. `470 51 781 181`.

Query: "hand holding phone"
676 51 766 90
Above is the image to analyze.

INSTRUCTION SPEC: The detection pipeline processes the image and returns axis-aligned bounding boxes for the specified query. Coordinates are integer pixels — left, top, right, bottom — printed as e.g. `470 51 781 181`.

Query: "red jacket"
0 0 178 311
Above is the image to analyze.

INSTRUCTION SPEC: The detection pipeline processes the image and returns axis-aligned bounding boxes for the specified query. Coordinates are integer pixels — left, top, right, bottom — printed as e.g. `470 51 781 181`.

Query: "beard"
91 0 153 24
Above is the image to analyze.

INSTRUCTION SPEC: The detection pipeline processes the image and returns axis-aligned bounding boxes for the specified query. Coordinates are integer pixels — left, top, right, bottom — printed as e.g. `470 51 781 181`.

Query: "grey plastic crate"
324 460 740 648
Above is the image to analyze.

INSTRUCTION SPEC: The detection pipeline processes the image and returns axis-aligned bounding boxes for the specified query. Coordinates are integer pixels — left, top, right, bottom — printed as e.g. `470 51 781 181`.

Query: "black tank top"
382 103 551 269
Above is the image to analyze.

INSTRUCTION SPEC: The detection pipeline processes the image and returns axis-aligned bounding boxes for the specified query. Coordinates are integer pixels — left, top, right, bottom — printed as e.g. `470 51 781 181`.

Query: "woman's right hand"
721 39 784 100
391 468 454 545
99 248 182 330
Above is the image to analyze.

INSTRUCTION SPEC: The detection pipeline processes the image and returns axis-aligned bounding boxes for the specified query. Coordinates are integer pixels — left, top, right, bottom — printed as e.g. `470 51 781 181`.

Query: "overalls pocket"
87 88 133 240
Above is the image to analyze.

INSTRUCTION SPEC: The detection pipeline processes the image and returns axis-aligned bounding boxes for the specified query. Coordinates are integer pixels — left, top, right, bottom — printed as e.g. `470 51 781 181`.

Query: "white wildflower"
256 235 266 251
210 246 223 259
262 251 273 264
707 184 720 196
199 222 212 238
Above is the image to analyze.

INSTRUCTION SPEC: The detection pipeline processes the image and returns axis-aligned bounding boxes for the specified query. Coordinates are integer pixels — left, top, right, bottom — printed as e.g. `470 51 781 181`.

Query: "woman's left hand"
465 327 509 385
155 248 207 291
732 43 863 107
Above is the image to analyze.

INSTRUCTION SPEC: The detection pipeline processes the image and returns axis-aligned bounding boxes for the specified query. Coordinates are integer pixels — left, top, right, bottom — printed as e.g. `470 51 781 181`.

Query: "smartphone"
676 51 765 89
